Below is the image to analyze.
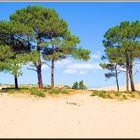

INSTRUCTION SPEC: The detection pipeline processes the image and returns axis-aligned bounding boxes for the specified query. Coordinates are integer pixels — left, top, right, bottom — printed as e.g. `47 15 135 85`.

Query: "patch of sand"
0 91 140 138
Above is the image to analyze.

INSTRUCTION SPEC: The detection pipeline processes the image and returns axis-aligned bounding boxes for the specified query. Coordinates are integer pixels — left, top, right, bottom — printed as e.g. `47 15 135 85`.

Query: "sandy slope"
94 82 140 91
0 91 140 138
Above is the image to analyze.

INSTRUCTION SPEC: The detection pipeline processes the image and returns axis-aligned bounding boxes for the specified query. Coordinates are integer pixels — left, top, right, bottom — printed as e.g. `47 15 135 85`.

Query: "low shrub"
37 90 45 97
61 89 69 94
130 93 135 98
123 95 127 100
30 88 45 97
99 92 108 98
114 92 122 96
90 90 100 96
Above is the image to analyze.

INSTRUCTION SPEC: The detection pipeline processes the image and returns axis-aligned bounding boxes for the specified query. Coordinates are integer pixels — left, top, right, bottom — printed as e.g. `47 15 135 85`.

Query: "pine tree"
10 6 64 89
72 81 79 89
103 21 140 91
0 21 31 89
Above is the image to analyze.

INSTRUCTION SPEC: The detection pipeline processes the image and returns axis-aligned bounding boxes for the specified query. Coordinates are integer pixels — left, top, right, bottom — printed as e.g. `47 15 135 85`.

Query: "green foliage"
61 89 69 94
47 88 69 94
123 95 128 100
0 45 13 71
79 80 87 90
114 92 122 96
99 92 108 98
103 21 140 92
129 93 135 98
90 90 107 98
72 81 79 89
30 88 45 97
72 80 87 90
90 90 100 96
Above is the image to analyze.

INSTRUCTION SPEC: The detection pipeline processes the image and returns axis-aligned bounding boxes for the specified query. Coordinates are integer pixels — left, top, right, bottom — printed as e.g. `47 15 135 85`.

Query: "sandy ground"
0 90 140 138
94 82 140 91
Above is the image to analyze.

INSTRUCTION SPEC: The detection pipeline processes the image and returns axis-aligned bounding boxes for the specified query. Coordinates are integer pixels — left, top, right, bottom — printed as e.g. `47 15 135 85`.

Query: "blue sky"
1 2 140 88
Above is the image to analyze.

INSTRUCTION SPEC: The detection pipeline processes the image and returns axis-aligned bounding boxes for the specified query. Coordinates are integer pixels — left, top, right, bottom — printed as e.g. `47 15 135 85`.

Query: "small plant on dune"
37 90 45 97
137 91 140 96
90 90 100 96
47 89 54 94
123 95 127 100
99 92 108 98
114 92 122 97
53 89 60 94
130 93 135 98
61 89 69 94
30 88 45 97
47 89 60 94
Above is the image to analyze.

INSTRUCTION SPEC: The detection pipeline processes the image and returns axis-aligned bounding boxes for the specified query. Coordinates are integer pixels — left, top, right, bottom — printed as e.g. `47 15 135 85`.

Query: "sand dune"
94 82 140 91
0 91 140 138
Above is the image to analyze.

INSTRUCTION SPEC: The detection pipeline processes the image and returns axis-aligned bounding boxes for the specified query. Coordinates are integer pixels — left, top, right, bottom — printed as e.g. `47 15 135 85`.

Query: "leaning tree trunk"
129 62 135 91
36 36 43 89
114 64 119 91
14 75 18 89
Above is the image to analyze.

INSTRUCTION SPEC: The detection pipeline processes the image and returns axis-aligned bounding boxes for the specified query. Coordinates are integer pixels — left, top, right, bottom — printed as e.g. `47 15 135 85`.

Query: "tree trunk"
37 65 43 89
51 59 54 90
50 34 55 90
129 62 135 91
14 75 18 89
36 36 43 89
126 55 129 92
115 65 119 91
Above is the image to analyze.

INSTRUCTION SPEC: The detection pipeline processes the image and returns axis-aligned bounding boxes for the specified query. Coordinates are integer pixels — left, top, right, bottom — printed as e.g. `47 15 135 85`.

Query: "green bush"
37 90 45 97
47 89 54 94
114 92 122 96
47 89 60 94
123 95 127 100
90 90 100 96
137 91 140 96
99 92 108 98
30 88 45 97
61 89 69 94
130 93 135 98
53 89 59 94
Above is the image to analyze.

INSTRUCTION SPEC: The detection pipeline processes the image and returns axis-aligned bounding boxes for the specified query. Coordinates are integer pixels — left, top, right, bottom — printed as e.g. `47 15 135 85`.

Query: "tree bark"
37 65 43 89
126 54 129 92
129 62 135 91
36 36 43 89
14 75 18 89
115 64 119 91
50 33 55 90
51 59 54 90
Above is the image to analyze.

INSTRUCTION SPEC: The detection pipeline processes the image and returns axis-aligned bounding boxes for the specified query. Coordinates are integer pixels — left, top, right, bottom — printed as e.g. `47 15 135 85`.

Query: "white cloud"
67 63 101 70
91 51 101 59
55 59 72 66
64 62 102 75
64 69 77 74
41 64 49 70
